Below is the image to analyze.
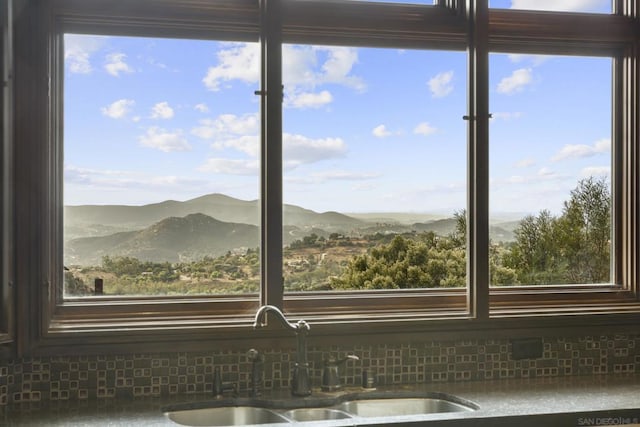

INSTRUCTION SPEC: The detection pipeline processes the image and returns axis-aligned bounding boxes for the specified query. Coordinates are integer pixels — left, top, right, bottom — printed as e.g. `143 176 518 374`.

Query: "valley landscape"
64 193 518 266
63 193 518 296
64 178 610 297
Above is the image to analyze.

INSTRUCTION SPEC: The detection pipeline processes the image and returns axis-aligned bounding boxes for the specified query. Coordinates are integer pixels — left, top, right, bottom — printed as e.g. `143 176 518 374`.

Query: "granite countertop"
2 374 640 426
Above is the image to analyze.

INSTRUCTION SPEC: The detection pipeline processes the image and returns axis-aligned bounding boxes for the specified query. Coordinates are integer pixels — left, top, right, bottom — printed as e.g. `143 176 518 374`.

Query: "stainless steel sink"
165 394 477 426
336 397 475 418
167 406 289 426
281 407 352 422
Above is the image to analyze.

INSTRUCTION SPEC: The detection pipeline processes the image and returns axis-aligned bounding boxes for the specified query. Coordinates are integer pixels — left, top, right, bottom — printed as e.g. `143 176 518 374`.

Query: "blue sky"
348 0 612 13
64 1 611 216
489 0 611 12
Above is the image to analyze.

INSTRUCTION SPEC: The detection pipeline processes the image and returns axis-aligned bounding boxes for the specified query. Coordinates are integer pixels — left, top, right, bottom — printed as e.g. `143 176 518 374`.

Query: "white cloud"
201 42 365 107
64 34 106 74
504 175 525 184
372 125 392 138
428 71 454 98
551 138 610 162
514 158 535 168
199 133 348 176
316 46 365 90
282 45 365 90
510 0 606 12
198 158 258 175
104 52 134 77
203 43 260 91
286 91 333 109
537 167 555 177
138 127 191 152
194 103 209 113
413 122 437 137
65 164 208 190
312 170 380 181
581 166 610 178
553 145 594 160
209 133 346 170
497 68 533 94
281 45 317 85
282 45 365 108
492 112 524 121
192 113 261 160
150 102 175 120
286 170 381 185
494 168 569 188
507 54 550 66
284 133 347 169
101 99 135 119
594 138 610 152
214 135 259 158
192 113 260 142
351 183 377 192
192 112 345 171
146 57 169 70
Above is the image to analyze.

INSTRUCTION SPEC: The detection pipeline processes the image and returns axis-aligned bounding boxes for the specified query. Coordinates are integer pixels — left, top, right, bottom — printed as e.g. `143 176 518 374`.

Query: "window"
489 54 613 287
9 0 640 355
281 45 468 297
63 34 261 299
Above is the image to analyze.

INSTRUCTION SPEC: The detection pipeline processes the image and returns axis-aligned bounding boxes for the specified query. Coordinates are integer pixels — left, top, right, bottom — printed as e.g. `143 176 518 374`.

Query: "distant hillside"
65 213 260 266
489 225 516 243
65 194 258 231
412 218 516 242
65 193 364 239
412 218 458 235
64 194 524 266
347 212 446 225
283 207 364 230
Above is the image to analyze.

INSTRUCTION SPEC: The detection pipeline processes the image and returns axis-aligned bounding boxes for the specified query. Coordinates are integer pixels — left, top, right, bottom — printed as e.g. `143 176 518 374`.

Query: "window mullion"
620 44 640 296
260 0 284 309
467 0 490 320
0 0 14 350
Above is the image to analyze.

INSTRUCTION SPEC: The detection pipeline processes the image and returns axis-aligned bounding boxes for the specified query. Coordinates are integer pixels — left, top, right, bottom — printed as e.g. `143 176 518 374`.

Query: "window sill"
32 298 640 357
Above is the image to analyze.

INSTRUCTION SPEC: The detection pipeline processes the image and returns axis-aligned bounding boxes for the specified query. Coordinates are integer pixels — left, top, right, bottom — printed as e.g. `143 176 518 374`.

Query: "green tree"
450 209 467 248
504 210 562 284
64 270 93 296
555 176 610 283
502 177 610 285
330 234 466 290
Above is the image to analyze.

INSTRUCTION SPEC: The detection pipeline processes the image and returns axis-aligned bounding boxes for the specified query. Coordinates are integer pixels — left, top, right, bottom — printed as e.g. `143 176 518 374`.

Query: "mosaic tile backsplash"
1 334 640 406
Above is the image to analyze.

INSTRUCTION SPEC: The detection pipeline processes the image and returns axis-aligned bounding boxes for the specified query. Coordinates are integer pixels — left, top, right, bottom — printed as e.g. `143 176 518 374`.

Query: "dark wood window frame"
8 0 640 357
0 0 14 359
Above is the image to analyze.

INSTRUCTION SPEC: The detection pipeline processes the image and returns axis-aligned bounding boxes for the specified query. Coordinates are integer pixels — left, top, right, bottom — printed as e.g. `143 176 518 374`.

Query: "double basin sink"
165 391 478 426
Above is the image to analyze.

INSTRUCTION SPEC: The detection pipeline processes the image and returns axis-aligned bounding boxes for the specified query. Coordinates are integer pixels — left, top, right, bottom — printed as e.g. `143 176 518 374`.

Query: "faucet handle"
213 366 237 398
247 348 263 362
321 354 359 392
324 354 359 366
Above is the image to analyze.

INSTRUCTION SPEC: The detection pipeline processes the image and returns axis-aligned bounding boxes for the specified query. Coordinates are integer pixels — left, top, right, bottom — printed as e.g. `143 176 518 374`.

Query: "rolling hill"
65 193 364 239
65 213 260 266
64 194 523 266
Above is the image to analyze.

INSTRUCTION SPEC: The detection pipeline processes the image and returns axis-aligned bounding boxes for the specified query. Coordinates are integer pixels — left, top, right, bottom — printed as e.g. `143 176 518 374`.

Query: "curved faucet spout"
253 305 310 333
253 305 312 396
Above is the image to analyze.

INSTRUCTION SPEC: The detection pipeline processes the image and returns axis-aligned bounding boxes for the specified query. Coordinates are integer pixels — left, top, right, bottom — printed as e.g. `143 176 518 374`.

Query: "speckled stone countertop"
2 374 640 426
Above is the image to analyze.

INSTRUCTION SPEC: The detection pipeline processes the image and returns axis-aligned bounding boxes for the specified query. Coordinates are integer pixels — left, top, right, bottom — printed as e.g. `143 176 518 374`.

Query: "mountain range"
64 193 518 266
65 193 364 237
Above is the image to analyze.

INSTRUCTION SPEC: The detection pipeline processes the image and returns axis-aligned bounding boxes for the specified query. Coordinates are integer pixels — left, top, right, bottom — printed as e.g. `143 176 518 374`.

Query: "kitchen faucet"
253 305 311 396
